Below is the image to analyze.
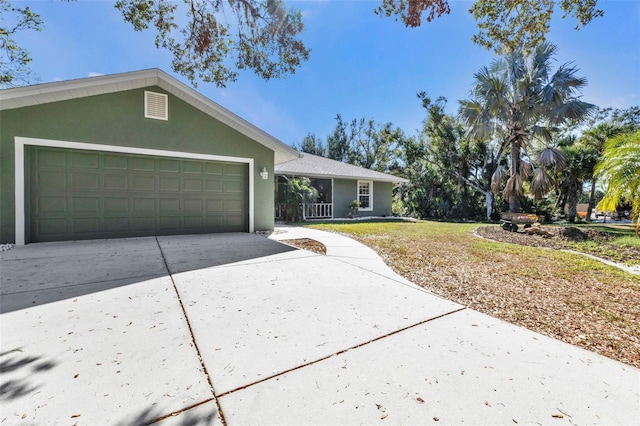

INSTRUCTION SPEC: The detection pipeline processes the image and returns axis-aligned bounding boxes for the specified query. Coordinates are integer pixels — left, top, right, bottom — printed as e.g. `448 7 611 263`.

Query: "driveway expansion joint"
216 306 468 398
154 237 227 426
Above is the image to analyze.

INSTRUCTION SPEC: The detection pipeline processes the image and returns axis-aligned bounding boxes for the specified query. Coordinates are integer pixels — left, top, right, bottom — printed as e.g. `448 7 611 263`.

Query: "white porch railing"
303 203 333 219
275 203 333 220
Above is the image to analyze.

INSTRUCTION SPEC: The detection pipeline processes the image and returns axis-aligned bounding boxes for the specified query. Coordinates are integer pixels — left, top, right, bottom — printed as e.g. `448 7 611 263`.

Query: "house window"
358 180 373 211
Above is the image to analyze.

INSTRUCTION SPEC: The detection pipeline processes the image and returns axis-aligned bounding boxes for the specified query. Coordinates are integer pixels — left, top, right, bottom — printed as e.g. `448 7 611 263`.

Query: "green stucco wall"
0 86 275 243
332 179 394 218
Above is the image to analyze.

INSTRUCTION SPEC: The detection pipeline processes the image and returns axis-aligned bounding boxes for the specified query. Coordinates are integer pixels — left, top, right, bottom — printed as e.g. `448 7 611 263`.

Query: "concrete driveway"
1 229 638 425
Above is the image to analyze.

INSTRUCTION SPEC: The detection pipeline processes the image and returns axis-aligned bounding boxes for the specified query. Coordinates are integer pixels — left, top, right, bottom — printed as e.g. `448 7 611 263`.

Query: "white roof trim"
0 69 300 164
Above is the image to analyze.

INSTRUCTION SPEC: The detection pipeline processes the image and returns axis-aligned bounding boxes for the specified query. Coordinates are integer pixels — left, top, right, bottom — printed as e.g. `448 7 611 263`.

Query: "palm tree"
595 131 640 235
459 42 594 213
280 177 318 222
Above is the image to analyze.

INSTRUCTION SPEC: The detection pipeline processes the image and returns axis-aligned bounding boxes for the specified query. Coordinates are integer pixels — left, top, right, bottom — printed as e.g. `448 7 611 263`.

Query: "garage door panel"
159 158 179 173
206 199 223 213
72 172 100 190
206 215 224 227
73 197 100 213
227 199 244 213
184 216 204 229
205 163 223 175
104 154 128 170
38 170 67 189
184 199 203 212
226 215 245 229
105 174 129 190
105 197 129 213
39 197 68 213
37 218 68 236
132 176 156 191
159 216 180 231
205 179 223 193
159 177 180 191
226 181 244 193
133 198 156 213
133 217 156 231
225 164 244 177
183 178 202 192
29 146 249 242
104 217 129 233
159 198 180 213
133 157 155 171
184 161 203 174
72 151 99 168
73 218 100 234
38 149 67 167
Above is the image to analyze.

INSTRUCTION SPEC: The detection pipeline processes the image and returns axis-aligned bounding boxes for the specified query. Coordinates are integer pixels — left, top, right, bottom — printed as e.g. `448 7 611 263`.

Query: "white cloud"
87 72 105 78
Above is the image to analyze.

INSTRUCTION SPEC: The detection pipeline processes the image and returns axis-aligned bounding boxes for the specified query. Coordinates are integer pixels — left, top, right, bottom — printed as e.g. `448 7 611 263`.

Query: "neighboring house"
0 69 300 245
275 153 408 220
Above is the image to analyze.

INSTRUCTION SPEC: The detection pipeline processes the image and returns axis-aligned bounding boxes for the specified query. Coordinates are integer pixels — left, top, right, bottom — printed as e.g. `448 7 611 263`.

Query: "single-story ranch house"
0 69 406 245
275 153 407 220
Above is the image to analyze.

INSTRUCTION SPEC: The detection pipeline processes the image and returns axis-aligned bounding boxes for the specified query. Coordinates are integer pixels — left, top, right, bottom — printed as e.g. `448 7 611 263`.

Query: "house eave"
274 170 408 184
0 69 300 164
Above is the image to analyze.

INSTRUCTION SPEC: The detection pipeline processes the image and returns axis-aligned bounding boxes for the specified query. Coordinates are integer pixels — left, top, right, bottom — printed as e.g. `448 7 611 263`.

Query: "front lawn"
306 220 640 368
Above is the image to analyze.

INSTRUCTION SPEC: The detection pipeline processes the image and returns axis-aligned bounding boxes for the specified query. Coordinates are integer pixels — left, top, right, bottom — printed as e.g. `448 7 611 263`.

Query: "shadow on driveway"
0 233 297 314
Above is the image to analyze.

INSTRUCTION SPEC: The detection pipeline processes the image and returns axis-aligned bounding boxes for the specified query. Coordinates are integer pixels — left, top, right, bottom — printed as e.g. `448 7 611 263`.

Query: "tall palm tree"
595 131 640 235
459 42 594 213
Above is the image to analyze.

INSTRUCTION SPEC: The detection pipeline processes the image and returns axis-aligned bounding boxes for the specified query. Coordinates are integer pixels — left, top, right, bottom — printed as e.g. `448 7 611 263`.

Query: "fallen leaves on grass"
312 222 640 368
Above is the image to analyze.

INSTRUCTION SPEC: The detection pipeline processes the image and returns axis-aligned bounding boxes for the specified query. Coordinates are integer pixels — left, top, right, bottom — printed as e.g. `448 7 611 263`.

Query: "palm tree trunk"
509 140 521 213
567 180 580 223
485 190 493 221
586 178 597 222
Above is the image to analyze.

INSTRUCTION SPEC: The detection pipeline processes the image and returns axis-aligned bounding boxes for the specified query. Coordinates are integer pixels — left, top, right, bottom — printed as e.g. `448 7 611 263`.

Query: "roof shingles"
275 153 408 183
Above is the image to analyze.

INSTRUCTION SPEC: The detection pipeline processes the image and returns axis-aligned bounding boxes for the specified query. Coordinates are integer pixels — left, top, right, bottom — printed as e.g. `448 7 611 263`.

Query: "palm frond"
503 173 524 199
491 166 505 193
519 160 532 178
537 147 567 171
531 168 553 201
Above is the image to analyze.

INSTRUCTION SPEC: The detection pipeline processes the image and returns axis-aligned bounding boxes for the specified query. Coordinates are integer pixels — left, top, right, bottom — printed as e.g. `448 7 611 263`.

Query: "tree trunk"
485 191 493 221
508 139 521 213
567 180 580 223
586 178 597 222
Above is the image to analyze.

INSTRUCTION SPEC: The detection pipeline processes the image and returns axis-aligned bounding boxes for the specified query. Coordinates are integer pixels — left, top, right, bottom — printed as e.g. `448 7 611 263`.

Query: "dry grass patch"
308 221 640 368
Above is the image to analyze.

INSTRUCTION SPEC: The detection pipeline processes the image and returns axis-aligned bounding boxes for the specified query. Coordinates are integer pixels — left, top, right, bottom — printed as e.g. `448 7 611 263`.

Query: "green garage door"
28 146 249 243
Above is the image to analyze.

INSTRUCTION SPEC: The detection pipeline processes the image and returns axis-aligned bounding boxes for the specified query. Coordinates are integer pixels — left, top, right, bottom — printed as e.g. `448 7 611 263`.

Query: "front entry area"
26 145 249 243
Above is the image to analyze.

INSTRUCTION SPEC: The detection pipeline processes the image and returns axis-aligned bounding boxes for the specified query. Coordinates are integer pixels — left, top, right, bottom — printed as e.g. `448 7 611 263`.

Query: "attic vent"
144 91 168 120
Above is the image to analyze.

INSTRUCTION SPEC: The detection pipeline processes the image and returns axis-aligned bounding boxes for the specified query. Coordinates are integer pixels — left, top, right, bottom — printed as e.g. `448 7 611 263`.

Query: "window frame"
357 180 373 211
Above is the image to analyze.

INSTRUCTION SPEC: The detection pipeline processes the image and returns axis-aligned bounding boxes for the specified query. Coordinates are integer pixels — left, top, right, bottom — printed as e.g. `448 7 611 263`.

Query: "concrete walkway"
1 228 638 425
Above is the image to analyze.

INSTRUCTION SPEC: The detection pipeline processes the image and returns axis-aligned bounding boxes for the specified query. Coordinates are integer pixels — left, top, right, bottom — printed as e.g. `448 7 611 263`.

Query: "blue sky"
11 0 640 147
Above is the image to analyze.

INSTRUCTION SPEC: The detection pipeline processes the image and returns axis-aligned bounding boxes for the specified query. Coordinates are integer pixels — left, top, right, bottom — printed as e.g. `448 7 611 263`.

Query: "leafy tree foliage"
279 177 318 222
296 133 326 157
1 0 310 87
407 93 496 219
377 0 603 53
595 131 640 234
0 1 43 87
115 0 309 86
459 42 594 213
551 137 598 222
326 114 403 173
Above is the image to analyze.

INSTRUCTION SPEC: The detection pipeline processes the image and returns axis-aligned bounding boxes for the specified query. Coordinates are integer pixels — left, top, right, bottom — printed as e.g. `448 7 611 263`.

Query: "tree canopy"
459 41 594 213
595 131 640 234
2 0 606 87
0 1 43 87
114 0 309 87
376 0 603 53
